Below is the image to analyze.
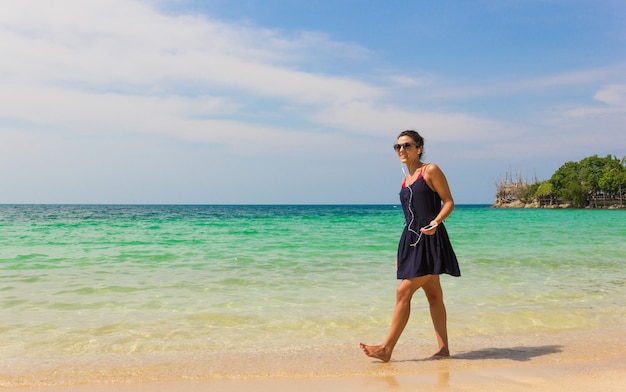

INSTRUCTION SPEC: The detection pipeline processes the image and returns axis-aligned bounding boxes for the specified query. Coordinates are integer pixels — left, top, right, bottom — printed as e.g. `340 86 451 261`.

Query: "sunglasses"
393 142 418 152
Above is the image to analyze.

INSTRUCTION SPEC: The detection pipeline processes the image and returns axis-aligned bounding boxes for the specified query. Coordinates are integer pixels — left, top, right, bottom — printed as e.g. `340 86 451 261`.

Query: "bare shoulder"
425 162 441 171
422 163 448 191
424 163 445 177
423 163 450 194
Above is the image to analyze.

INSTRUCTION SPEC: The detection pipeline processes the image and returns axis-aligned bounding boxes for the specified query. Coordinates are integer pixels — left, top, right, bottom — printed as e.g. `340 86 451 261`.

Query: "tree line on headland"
492 154 626 209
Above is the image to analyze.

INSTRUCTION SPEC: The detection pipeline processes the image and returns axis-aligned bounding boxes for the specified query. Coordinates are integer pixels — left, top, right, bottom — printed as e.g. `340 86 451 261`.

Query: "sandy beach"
3 325 624 391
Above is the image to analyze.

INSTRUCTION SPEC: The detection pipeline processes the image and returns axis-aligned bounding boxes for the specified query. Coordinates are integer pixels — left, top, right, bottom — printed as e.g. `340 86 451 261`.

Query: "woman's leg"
422 275 450 358
360 275 432 362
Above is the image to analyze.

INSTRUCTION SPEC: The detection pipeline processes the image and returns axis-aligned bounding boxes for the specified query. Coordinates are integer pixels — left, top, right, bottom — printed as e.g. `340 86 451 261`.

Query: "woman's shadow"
449 345 563 362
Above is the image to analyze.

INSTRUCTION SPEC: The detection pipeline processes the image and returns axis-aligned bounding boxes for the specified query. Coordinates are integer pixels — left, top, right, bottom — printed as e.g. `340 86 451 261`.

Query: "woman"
360 130 460 362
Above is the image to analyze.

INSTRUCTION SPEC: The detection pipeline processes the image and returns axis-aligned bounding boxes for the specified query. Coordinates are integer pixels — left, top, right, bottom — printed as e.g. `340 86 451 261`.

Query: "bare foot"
359 343 392 362
427 347 450 360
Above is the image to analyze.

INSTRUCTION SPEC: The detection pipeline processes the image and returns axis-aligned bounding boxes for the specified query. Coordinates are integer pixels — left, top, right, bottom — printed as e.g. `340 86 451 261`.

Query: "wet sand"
3 326 625 391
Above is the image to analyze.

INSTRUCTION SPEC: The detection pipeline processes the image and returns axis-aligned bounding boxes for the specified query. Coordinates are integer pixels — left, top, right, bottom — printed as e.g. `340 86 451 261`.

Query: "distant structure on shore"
492 168 625 209
493 170 532 208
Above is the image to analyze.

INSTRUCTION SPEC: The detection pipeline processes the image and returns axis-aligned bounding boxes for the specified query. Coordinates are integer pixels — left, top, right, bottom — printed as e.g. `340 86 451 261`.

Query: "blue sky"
1 0 624 204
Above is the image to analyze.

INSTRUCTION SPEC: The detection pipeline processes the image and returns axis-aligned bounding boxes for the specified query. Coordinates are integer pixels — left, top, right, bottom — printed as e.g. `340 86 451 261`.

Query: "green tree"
536 182 553 197
599 156 626 199
580 155 609 207
521 182 540 201
580 155 615 194
550 161 587 207
521 180 553 203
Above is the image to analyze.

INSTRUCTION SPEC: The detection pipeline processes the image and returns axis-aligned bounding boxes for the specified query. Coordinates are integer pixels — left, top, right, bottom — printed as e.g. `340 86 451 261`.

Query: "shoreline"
491 200 626 209
3 325 625 391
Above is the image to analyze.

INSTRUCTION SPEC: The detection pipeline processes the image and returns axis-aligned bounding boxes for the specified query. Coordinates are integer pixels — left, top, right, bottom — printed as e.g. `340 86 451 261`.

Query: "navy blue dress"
397 173 461 279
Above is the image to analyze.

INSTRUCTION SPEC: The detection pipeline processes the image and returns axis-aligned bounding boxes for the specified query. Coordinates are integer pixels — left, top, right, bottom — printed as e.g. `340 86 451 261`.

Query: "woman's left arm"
425 163 455 225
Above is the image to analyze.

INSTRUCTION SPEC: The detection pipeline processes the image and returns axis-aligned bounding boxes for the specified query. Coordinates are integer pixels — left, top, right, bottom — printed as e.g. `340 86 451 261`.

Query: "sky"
1 0 625 204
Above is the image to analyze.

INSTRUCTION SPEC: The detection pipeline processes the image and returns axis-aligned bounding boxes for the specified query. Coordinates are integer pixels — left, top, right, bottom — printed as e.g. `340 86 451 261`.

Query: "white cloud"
0 0 379 101
0 0 385 153
556 84 626 119
594 84 626 107
420 65 626 101
386 74 435 89
311 101 505 142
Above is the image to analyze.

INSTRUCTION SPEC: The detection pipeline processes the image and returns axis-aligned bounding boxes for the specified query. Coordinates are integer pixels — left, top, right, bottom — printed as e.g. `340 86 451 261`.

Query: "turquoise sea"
1 204 624 382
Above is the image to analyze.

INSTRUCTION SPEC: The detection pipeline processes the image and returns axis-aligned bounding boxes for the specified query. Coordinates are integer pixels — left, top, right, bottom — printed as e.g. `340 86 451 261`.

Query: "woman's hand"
420 220 439 235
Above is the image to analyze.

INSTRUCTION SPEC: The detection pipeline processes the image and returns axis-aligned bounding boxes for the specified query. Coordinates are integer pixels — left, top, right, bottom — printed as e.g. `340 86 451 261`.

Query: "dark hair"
397 130 424 158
